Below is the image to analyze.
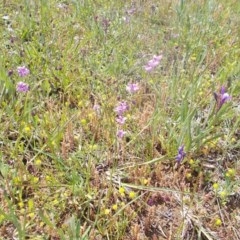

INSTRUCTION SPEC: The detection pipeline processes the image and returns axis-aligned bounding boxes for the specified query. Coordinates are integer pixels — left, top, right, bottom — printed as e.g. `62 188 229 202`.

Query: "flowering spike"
214 86 231 111
176 145 186 163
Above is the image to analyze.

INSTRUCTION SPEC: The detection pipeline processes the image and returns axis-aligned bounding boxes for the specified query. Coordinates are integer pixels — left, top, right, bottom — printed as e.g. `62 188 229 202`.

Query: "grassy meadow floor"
0 0 240 239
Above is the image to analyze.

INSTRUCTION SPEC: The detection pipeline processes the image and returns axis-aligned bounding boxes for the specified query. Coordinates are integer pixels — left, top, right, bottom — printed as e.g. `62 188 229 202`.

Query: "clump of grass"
0 0 240 239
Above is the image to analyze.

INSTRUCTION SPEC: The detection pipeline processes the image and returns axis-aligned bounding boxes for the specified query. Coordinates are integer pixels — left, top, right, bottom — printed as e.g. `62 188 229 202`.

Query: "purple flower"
117 129 126 138
214 86 231 111
176 145 186 163
144 55 163 72
16 82 29 93
114 101 129 115
147 198 155 206
17 66 30 77
126 83 139 94
116 115 127 125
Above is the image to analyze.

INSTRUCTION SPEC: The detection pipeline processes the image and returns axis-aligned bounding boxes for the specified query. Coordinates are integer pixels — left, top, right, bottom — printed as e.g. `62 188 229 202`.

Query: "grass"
0 0 240 239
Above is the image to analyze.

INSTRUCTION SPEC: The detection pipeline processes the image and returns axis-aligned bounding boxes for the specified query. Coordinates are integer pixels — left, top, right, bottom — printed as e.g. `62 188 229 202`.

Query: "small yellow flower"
119 187 125 196
92 144 98 150
80 119 87 125
213 183 219 191
190 55 196 61
28 199 34 211
46 175 51 182
78 101 83 107
89 144 98 151
129 191 136 199
142 178 149 185
32 177 39 184
24 126 31 133
34 158 42 166
28 212 35 218
13 177 21 185
112 204 118 211
126 114 131 119
219 190 227 199
104 209 110 215
149 79 154 84
88 113 94 119
186 173 192 179
18 201 24 208
189 159 195 165
214 218 222 227
226 168 235 178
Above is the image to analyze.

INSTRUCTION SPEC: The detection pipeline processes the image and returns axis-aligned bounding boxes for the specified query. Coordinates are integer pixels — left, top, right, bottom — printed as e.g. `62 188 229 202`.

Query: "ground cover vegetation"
0 0 240 239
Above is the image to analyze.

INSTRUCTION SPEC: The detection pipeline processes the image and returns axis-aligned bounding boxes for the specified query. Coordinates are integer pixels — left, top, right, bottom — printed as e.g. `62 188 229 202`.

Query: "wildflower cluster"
176 85 231 163
114 54 161 139
115 83 139 139
16 66 30 93
114 101 128 139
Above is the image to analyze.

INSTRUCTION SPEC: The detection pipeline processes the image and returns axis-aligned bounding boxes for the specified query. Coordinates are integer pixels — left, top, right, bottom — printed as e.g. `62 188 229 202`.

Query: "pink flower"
144 54 163 72
117 129 126 138
16 82 29 92
93 104 101 114
116 115 127 125
114 101 129 115
17 66 30 77
126 83 139 94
